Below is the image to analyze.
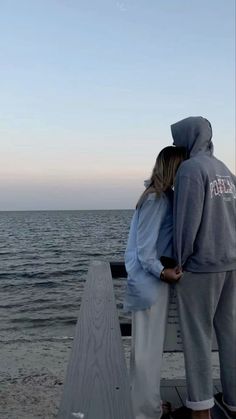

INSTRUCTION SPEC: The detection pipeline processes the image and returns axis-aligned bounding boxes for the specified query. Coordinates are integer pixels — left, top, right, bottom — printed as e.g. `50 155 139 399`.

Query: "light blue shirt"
124 191 173 311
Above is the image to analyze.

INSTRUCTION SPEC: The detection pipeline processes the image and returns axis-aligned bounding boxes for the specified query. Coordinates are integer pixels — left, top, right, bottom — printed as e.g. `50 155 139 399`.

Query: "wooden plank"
214 382 222 393
211 405 225 419
58 261 134 419
161 379 185 387
160 386 183 409
110 261 127 278
175 384 188 406
120 323 131 336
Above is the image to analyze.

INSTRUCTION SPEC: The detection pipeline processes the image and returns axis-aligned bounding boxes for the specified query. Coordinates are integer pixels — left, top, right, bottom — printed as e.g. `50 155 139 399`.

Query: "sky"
0 0 235 210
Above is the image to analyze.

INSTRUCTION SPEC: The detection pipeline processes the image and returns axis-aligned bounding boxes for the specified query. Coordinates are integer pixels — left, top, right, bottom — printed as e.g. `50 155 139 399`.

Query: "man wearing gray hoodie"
171 116 236 419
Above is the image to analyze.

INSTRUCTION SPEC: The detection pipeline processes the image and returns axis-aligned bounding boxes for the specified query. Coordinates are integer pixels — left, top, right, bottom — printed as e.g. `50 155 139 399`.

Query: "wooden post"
58 260 134 419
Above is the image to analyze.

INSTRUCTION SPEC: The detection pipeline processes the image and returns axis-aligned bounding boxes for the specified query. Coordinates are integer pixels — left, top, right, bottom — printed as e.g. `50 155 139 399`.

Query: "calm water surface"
0 210 133 344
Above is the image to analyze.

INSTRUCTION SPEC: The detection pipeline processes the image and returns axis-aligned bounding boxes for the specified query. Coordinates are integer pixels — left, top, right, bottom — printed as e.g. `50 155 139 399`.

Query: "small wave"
33 281 58 288
1 336 74 345
0 283 33 290
0 252 15 256
0 268 84 281
10 316 77 326
0 298 54 308
63 319 77 325
18 303 78 313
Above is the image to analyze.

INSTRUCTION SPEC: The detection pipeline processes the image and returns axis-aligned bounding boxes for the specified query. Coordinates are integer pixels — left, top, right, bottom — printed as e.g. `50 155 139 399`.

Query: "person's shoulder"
146 192 168 203
139 192 166 211
177 157 201 177
175 158 208 187
177 155 214 178
177 156 236 185
146 192 157 200
213 157 236 178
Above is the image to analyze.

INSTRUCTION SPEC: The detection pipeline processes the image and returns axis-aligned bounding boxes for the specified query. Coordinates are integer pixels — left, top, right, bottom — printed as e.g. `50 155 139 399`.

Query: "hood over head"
171 116 213 157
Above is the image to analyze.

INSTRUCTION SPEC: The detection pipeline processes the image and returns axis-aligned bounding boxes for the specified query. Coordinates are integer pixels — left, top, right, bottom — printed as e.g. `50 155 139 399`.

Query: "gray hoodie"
171 116 236 272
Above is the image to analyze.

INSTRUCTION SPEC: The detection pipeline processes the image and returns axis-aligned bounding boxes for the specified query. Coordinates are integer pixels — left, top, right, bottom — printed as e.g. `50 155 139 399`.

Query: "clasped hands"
160 266 183 284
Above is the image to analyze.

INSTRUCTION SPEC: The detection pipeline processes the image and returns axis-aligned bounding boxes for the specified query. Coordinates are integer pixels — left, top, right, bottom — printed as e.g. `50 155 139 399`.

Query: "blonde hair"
136 146 186 208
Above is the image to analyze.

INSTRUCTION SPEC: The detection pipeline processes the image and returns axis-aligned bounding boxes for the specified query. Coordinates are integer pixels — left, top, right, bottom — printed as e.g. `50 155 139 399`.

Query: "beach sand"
0 339 220 419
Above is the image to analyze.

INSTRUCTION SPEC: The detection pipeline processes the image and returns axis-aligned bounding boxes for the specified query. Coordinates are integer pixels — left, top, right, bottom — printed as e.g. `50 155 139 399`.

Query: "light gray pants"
176 270 236 411
130 281 169 419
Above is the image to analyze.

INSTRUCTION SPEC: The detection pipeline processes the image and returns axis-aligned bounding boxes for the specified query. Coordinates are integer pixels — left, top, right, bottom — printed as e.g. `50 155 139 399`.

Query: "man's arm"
174 174 204 267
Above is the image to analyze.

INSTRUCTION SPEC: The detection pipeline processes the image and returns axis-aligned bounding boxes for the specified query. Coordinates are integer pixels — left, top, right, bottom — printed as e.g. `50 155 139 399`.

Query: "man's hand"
160 266 182 284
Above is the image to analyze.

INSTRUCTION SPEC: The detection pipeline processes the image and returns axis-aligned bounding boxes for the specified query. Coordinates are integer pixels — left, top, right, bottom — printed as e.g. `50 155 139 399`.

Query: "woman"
124 146 186 419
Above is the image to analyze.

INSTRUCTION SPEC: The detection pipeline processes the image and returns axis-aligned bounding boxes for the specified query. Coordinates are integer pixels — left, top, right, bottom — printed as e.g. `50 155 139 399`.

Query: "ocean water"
0 210 133 345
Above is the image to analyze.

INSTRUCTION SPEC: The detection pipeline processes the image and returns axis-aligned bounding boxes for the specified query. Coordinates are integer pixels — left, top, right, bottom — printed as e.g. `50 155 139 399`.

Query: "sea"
0 210 133 346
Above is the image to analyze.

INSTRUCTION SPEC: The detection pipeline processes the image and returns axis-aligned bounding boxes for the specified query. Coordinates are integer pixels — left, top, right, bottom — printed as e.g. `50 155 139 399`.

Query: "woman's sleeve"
136 197 165 278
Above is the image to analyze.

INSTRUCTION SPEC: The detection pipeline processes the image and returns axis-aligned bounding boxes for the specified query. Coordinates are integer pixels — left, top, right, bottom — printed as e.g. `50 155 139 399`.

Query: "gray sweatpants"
176 270 236 411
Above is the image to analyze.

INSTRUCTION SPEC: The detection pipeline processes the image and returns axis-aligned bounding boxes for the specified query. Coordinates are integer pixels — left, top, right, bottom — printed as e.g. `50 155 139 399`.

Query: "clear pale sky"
0 0 235 210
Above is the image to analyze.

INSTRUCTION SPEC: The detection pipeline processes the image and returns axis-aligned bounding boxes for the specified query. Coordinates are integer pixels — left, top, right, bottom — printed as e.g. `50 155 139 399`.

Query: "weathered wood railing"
58 260 134 419
58 260 219 419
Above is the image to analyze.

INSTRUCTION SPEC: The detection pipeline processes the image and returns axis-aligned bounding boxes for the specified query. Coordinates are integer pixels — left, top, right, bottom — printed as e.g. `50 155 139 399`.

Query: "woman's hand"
160 266 182 284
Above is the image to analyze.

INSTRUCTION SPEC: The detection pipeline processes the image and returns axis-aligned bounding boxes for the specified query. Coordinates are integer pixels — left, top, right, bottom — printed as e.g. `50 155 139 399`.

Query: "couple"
124 116 236 419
